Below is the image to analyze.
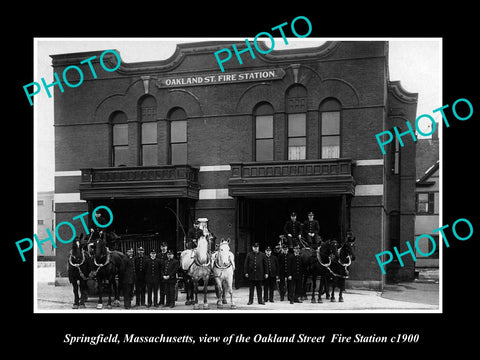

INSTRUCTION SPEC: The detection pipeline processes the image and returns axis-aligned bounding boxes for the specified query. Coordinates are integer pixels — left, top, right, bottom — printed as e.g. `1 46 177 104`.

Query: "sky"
34 38 441 192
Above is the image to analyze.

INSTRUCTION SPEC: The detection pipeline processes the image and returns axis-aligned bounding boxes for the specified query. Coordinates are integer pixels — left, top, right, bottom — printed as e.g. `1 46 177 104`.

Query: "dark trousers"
165 281 176 306
123 282 134 308
263 276 276 301
248 280 263 303
288 278 303 301
146 282 159 306
135 278 146 305
278 276 288 300
159 280 167 305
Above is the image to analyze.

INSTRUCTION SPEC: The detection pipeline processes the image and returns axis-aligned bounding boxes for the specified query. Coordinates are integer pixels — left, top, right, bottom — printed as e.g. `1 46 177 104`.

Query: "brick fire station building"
52 41 418 289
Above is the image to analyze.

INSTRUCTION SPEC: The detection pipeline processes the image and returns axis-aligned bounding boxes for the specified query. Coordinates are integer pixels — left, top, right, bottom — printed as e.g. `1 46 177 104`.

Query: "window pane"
113 124 128 146
288 137 306 160
288 145 306 160
288 113 306 137
418 193 428 201
256 115 273 139
142 144 157 166
171 143 187 164
256 139 273 161
171 120 187 143
322 112 340 135
288 137 306 146
142 122 157 144
114 146 129 166
321 136 340 158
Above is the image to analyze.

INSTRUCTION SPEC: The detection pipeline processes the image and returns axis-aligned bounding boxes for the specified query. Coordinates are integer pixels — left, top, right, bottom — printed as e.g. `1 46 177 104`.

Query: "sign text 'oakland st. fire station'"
156 68 285 88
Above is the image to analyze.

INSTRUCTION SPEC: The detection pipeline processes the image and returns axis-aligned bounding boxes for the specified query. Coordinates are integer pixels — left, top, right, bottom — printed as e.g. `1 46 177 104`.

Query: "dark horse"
301 239 337 303
327 236 356 302
67 234 92 309
91 233 128 309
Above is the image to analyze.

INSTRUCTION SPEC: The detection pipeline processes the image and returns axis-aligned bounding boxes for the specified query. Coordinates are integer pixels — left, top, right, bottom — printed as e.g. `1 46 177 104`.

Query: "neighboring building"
37 190 55 260
52 41 418 289
415 134 440 269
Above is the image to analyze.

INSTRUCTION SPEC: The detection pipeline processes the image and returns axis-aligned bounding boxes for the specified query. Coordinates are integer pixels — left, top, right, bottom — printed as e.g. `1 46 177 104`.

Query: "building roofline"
50 40 388 75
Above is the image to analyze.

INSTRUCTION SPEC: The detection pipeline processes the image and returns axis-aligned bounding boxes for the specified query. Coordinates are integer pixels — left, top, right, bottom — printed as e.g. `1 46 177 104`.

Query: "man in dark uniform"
244 242 267 305
123 248 135 309
303 212 321 247
158 242 169 306
287 244 305 304
145 249 161 308
277 244 291 301
283 212 303 250
263 246 279 303
161 250 180 308
187 220 204 249
134 246 147 307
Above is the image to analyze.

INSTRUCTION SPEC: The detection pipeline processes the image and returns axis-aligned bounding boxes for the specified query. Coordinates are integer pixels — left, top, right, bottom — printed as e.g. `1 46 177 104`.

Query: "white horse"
212 239 236 309
180 236 212 310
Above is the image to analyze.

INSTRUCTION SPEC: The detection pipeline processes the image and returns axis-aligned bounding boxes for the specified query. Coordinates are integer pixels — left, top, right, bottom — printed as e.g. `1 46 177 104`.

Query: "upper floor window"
320 99 341 159
139 96 157 166
254 103 274 161
416 192 439 214
169 108 187 165
110 111 128 167
286 85 307 160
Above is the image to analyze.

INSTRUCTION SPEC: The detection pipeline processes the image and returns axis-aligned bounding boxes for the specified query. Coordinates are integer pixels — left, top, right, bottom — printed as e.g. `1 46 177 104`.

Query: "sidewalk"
36 279 439 312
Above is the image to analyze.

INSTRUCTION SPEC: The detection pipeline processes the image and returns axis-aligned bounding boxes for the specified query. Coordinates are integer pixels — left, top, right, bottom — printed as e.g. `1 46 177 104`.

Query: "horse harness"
68 249 89 281
317 247 352 279
91 251 112 278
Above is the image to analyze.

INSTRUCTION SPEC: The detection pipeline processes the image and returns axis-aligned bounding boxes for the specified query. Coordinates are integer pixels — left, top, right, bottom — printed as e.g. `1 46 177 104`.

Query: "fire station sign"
156 68 286 88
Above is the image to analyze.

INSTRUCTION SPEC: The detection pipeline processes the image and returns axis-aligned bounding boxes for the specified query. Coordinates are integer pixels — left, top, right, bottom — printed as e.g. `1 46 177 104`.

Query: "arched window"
254 102 274 161
286 85 307 160
320 98 341 159
138 96 157 166
110 111 128 166
168 108 187 165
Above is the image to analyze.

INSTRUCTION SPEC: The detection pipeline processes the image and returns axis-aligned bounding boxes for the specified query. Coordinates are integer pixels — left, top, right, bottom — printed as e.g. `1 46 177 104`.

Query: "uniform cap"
252 242 260 247
308 212 314 216
290 212 297 217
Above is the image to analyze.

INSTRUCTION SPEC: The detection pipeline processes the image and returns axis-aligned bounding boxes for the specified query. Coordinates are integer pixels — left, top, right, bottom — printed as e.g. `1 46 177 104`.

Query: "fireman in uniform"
244 242 267 305
186 220 204 249
161 250 180 308
287 244 305 304
134 246 147 307
123 248 135 309
277 244 291 301
145 249 161 308
158 242 169 306
263 246 279 303
283 212 303 250
303 211 321 247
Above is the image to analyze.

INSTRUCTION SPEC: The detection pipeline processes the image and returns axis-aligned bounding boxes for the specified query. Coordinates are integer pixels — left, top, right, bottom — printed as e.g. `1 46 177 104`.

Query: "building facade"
415 135 440 269
37 190 55 259
52 41 418 289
